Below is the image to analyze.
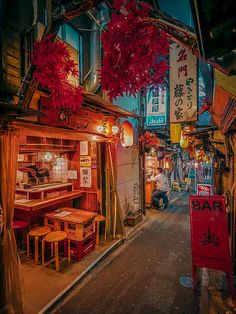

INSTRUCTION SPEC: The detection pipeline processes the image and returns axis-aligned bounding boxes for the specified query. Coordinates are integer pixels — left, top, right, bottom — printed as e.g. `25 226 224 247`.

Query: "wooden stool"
12 220 28 250
95 215 106 245
42 231 70 271
27 226 51 264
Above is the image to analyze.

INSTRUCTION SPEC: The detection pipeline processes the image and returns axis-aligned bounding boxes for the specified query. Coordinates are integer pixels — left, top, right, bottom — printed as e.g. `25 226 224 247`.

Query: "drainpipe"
32 0 38 27
140 94 146 215
85 6 109 93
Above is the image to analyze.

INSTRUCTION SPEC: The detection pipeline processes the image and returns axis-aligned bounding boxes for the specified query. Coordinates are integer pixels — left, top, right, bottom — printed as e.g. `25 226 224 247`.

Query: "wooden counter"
14 191 84 226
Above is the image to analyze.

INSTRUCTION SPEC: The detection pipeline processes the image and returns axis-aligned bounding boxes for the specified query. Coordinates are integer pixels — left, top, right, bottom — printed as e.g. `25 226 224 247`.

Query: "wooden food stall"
13 119 102 224
12 92 135 263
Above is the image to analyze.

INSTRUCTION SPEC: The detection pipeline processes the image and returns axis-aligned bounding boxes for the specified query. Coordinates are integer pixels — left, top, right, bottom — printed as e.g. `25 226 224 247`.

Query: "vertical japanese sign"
189 195 234 293
80 167 91 188
170 43 197 123
146 85 167 126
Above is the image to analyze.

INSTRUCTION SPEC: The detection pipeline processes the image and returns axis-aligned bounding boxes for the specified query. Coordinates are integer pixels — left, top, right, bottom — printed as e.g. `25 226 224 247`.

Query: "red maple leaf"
100 0 169 100
32 35 83 110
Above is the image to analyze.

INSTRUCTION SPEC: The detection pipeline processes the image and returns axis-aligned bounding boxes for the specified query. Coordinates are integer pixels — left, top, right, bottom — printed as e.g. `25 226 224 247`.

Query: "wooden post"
55 242 59 271
96 221 100 244
35 236 39 264
68 238 70 263
27 234 30 259
42 239 45 267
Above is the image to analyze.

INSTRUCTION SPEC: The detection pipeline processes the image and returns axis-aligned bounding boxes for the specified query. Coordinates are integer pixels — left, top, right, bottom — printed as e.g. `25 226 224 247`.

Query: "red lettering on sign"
190 195 234 296
191 200 223 213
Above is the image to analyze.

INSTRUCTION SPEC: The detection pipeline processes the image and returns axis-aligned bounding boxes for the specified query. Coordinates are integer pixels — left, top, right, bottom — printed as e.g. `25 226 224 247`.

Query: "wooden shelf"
19 136 77 153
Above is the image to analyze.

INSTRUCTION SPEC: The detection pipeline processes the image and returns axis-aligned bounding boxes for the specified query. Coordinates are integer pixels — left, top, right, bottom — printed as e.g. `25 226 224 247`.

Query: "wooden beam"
54 0 105 22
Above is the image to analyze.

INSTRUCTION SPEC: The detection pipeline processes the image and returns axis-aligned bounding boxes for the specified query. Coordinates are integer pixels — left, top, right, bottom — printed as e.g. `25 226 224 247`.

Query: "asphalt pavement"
49 192 200 314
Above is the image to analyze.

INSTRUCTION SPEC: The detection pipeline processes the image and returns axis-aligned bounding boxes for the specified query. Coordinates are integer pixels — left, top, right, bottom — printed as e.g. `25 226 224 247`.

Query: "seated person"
149 167 169 209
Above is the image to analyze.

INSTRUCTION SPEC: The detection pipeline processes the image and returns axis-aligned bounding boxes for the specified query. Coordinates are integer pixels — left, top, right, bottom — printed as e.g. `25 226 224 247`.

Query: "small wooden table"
44 208 97 241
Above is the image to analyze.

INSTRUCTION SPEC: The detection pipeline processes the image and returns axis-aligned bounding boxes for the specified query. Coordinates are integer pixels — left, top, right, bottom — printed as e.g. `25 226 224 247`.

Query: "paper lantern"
120 121 134 148
180 132 189 149
164 158 170 169
170 123 181 144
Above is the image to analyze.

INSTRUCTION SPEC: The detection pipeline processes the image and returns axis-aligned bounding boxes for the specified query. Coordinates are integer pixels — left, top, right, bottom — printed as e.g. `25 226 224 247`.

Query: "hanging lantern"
120 121 134 148
180 132 189 149
164 158 170 169
170 123 181 143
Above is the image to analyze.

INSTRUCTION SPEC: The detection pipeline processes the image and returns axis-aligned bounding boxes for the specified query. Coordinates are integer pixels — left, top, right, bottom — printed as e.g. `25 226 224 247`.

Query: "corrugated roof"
83 92 140 118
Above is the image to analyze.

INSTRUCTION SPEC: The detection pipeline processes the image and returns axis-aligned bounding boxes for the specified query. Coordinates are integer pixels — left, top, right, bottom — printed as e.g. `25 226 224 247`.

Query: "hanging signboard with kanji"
146 85 167 126
169 43 197 123
189 195 234 296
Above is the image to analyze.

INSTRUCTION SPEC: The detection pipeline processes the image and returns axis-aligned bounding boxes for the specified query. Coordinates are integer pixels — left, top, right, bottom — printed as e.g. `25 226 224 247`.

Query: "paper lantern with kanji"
170 123 182 144
120 121 134 148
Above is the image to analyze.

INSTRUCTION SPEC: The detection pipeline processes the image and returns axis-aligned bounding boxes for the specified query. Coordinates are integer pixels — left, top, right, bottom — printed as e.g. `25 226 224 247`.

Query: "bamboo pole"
113 193 117 239
105 166 111 236
107 142 117 239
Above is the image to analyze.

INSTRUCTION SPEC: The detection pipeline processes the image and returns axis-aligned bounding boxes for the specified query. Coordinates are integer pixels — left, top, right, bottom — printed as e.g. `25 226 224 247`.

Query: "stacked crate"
64 233 96 261
44 214 62 231
62 210 97 260
44 208 97 260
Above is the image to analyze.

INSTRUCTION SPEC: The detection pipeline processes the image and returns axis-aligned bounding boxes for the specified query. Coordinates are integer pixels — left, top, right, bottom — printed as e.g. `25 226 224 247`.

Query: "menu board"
80 141 88 156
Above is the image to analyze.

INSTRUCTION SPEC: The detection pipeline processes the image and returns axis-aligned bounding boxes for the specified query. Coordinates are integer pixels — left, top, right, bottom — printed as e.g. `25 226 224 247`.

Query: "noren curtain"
0 126 23 313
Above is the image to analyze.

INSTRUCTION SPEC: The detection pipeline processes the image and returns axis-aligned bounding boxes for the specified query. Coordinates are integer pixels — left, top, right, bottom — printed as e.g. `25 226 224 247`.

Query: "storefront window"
58 24 83 83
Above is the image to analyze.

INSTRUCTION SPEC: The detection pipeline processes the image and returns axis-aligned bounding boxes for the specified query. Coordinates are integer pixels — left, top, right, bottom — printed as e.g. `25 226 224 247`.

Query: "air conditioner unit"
34 22 45 41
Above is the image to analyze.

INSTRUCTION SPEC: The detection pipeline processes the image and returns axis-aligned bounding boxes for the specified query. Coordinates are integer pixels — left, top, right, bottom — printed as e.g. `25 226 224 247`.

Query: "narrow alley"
50 193 200 314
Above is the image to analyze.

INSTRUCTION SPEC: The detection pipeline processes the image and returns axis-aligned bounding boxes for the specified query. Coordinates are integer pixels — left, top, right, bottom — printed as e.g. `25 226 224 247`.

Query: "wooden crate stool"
42 231 70 271
95 215 106 245
27 226 51 264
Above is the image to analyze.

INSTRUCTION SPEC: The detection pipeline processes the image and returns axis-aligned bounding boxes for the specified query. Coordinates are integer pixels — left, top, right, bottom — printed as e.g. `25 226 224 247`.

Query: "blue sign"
147 115 166 125
146 86 167 126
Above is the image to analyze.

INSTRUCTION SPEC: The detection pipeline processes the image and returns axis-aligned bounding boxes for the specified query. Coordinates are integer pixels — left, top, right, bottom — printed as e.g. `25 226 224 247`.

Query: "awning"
83 92 139 119
214 69 236 97
13 120 109 142
213 85 236 132
188 126 217 136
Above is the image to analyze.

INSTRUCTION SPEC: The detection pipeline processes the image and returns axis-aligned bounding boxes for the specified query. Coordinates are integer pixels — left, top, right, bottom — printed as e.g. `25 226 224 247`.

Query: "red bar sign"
189 195 234 296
